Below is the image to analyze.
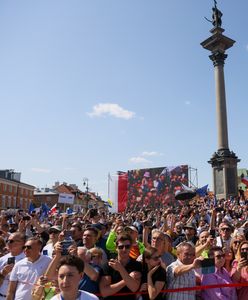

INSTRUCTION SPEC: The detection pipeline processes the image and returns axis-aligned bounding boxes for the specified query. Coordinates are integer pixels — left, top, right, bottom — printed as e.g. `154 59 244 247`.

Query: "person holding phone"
139 246 166 300
231 241 248 300
201 246 237 300
43 226 62 257
7 237 51 300
195 230 215 258
0 233 26 299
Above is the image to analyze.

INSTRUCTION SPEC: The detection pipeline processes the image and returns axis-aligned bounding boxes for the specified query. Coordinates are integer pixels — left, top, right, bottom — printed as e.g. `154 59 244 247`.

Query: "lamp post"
83 178 90 209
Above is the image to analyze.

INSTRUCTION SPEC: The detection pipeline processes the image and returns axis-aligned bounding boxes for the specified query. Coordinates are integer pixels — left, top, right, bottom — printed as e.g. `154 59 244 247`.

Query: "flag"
196 185 209 197
66 207 73 215
49 204 57 215
41 203 50 217
28 202 35 214
241 174 248 187
108 172 128 213
107 198 113 207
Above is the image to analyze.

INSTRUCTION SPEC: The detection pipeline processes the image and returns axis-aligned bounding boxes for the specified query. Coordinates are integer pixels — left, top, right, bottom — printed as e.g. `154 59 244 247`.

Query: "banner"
58 193 75 204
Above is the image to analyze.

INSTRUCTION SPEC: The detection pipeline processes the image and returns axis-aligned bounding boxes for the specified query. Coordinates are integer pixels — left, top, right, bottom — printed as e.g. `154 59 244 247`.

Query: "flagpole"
108 172 110 201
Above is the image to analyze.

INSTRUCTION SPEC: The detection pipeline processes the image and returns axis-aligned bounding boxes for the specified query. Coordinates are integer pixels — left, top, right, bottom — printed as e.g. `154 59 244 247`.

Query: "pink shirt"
231 260 248 300
201 267 237 300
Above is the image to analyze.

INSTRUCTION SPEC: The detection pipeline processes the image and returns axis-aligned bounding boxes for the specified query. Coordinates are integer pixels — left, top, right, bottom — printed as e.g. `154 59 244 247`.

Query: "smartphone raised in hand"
7 257 15 265
201 258 215 274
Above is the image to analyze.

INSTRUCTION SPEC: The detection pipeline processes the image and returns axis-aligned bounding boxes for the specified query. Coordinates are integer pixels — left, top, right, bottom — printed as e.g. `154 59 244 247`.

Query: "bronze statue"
205 0 223 28
212 0 222 27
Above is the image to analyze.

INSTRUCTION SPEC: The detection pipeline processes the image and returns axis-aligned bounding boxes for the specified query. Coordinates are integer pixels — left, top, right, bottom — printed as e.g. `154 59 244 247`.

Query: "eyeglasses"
221 228 231 231
23 245 32 250
215 254 225 259
117 244 131 250
6 239 21 244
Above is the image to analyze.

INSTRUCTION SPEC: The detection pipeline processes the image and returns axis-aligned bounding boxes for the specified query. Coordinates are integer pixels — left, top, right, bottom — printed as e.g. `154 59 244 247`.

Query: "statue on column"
212 0 222 28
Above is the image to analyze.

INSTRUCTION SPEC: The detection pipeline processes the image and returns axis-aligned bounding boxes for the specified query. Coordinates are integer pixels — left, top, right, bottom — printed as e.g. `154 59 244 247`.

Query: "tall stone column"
201 6 240 199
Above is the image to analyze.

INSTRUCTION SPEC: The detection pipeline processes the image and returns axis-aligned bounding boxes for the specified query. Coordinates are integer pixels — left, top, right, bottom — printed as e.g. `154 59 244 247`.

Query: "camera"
89 209 98 219
61 240 73 256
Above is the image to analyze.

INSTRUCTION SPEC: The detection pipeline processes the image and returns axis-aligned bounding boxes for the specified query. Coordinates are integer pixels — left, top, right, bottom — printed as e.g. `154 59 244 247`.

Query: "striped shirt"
166 259 196 300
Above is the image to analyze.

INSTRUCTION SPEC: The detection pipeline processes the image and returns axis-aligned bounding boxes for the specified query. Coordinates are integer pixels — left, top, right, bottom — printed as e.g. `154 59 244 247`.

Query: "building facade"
0 170 35 210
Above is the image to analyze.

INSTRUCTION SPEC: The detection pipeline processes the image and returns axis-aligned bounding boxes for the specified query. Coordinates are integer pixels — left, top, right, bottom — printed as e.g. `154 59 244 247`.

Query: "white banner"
58 193 75 204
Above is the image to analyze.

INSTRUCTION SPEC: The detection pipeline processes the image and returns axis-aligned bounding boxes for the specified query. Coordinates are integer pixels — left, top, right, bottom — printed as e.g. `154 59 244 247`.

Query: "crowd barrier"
3 277 248 296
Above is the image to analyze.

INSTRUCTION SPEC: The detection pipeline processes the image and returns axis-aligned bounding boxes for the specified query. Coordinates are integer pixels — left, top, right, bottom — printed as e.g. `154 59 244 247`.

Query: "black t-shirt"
140 265 166 300
101 258 142 300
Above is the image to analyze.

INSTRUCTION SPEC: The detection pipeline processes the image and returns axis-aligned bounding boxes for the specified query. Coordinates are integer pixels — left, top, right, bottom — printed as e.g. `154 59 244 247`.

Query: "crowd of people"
0 192 248 300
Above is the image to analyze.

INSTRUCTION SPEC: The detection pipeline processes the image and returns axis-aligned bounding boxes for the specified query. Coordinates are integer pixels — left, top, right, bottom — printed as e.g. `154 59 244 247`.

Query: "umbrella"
175 190 196 201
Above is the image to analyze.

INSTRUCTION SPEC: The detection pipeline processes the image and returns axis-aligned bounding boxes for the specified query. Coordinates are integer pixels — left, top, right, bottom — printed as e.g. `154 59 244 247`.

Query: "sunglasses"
23 245 32 250
241 248 248 252
7 239 21 244
117 244 131 250
233 241 241 245
49 230 59 234
221 228 231 231
215 254 225 259
151 255 161 261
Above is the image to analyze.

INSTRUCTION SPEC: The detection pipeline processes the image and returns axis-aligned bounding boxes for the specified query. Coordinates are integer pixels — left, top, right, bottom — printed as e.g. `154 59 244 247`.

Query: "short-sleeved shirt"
0 252 25 298
141 265 166 300
9 255 52 300
166 259 196 300
78 264 102 294
101 258 142 300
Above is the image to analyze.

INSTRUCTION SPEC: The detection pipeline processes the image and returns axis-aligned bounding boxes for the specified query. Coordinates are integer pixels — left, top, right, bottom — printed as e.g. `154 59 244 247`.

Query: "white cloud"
129 157 152 164
31 168 51 173
87 103 135 120
185 101 191 105
141 151 162 157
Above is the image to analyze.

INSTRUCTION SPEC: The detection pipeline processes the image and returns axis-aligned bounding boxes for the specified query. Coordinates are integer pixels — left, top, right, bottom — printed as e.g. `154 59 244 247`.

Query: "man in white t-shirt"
6 237 51 300
0 232 26 299
50 255 99 300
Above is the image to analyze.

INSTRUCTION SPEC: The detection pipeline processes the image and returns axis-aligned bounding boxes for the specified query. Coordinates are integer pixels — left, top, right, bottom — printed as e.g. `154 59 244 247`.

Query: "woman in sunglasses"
139 247 166 300
231 241 248 300
201 246 237 300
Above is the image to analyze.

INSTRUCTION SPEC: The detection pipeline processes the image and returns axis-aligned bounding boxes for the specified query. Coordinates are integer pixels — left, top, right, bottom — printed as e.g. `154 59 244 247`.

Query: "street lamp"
83 178 89 193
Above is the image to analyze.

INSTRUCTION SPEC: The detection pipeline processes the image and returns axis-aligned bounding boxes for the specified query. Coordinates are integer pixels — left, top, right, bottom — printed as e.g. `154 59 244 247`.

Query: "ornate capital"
209 51 227 66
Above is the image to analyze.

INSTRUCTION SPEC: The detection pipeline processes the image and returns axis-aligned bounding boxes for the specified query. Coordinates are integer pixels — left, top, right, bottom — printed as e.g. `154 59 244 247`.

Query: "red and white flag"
241 176 248 187
108 172 128 213
49 204 57 215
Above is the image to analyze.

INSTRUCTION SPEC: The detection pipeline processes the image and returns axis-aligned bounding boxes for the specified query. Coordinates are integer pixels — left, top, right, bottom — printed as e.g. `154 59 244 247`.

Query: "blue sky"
0 0 247 200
